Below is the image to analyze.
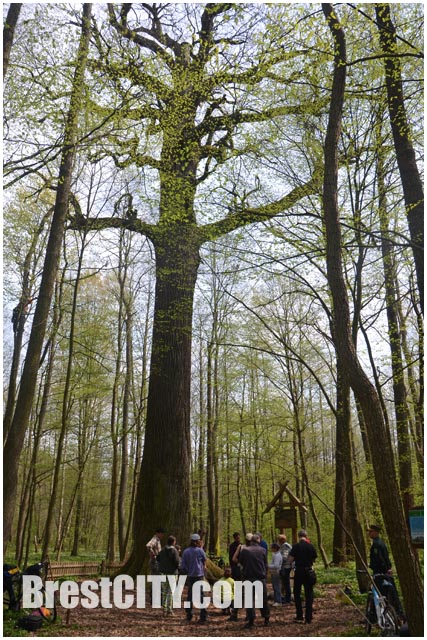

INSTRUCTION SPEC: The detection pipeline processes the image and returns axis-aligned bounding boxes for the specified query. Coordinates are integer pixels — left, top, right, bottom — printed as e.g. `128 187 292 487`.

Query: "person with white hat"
180 533 208 623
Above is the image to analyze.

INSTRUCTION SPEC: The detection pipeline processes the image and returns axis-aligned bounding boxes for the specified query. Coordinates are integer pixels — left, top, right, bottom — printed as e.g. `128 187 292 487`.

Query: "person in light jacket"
268 542 283 605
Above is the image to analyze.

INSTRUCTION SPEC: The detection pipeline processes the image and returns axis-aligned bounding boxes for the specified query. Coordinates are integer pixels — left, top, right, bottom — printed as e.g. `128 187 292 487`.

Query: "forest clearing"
3 2 423 637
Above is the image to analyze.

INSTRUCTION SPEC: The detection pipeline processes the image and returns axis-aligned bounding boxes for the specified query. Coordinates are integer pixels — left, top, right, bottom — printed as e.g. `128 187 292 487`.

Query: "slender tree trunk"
375 4 424 313
3 4 92 553
42 234 86 559
16 275 62 564
376 115 413 511
3 2 22 78
322 5 423 635
126 286 153 554
332 370 348 565
106 314 122 562
4 209 51 440
118 302 132 560
206 335 221 554
396 287 423 478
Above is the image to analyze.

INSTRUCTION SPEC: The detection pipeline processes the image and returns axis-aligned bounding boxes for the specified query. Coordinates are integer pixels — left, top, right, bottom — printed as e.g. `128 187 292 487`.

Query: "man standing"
278 533 292 604
288 529 317 624
228 532 242 580
255 531 269 555
367 524 403 618
146 528 165 574
180 533 208 624
367 524 392 574
158 535 180 616
239 533 270 629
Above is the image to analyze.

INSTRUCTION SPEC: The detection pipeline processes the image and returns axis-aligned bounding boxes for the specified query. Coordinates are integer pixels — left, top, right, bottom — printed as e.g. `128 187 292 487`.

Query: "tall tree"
3 4 93 552
375 3 424 313
321 5 423 635
3 3 22 78
73 3 322 574
375 111 413 512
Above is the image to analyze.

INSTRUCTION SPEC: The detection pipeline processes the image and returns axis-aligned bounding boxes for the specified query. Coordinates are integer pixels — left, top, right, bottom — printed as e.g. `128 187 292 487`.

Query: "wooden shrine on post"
262 481 308 544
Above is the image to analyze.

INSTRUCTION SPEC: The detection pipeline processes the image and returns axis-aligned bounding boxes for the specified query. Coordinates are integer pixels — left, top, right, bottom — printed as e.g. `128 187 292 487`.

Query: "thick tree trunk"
375 3 424 313
322 5 423 635
121 228 201 574
3 4 92 553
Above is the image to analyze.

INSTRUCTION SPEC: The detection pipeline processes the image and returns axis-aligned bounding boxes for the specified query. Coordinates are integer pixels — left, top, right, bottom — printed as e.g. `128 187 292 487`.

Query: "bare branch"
200 166 322 241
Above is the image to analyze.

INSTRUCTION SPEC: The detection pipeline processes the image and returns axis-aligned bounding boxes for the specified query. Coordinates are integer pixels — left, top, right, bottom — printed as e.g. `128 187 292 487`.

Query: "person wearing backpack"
268 543 283 606
288 529 317 624
278 533 292 604
158 535 180 615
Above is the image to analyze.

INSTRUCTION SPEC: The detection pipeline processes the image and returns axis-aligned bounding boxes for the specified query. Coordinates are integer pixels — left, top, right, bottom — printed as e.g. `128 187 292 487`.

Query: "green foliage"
3 2 423 577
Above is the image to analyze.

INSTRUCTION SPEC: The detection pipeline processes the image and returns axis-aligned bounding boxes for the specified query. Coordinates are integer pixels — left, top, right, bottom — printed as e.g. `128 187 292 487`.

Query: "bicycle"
3 560 57 622
357 571 400 637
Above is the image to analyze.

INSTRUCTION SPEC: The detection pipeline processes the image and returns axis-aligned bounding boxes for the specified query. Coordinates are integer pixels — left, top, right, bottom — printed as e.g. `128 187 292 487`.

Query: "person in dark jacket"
228 532 242 580
239 534 270 629
288 529 317 624
158 535 180 615
367 524 392 574
367 524 404 618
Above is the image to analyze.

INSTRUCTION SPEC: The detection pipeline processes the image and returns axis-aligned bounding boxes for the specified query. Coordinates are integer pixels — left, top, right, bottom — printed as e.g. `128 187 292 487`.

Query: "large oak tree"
73 3 322 573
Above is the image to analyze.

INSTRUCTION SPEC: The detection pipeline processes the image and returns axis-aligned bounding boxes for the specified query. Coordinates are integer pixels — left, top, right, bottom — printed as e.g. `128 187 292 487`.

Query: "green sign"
408 507 423 546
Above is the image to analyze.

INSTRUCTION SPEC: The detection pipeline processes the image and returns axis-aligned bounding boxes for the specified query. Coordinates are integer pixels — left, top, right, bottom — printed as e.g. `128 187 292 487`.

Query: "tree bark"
121 227 201 574
3 3 22 78
375 3 424 313
3 209 52 440
376 113 413 511
42 232 86 560
3 4 92 553
321 5 423 635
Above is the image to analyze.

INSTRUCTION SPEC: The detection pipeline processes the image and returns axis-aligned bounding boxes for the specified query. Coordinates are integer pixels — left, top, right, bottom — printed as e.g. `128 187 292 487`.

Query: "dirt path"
43 585 364 637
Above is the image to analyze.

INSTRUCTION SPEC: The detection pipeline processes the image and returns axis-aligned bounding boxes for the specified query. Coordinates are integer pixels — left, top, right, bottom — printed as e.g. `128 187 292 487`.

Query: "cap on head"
190 533 201 541
298 529 307 538
367 524 381 533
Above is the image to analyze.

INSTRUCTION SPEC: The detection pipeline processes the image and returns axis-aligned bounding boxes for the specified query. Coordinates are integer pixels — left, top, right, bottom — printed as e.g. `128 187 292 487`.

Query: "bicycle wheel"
364 592 374 635
380 604 399 637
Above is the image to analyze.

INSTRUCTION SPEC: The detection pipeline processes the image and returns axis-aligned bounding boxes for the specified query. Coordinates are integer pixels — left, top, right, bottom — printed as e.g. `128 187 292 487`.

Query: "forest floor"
27 584 370 638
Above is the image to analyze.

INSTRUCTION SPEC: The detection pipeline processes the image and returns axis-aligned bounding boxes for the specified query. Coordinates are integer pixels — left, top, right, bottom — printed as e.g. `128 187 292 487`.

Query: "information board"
408 506 423 547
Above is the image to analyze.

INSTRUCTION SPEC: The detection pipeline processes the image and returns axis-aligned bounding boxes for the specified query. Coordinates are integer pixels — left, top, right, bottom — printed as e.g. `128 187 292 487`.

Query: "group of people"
146 523 400 629
146 527 318 627
228 529 317 626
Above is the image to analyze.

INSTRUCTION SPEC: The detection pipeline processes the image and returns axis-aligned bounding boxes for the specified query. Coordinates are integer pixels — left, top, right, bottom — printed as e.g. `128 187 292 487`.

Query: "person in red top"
288 529 317 624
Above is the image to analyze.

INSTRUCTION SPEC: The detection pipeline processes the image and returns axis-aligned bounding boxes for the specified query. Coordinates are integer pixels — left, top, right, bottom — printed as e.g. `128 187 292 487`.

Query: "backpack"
279 542 292 575
16 606 52 631
16 612 44 631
